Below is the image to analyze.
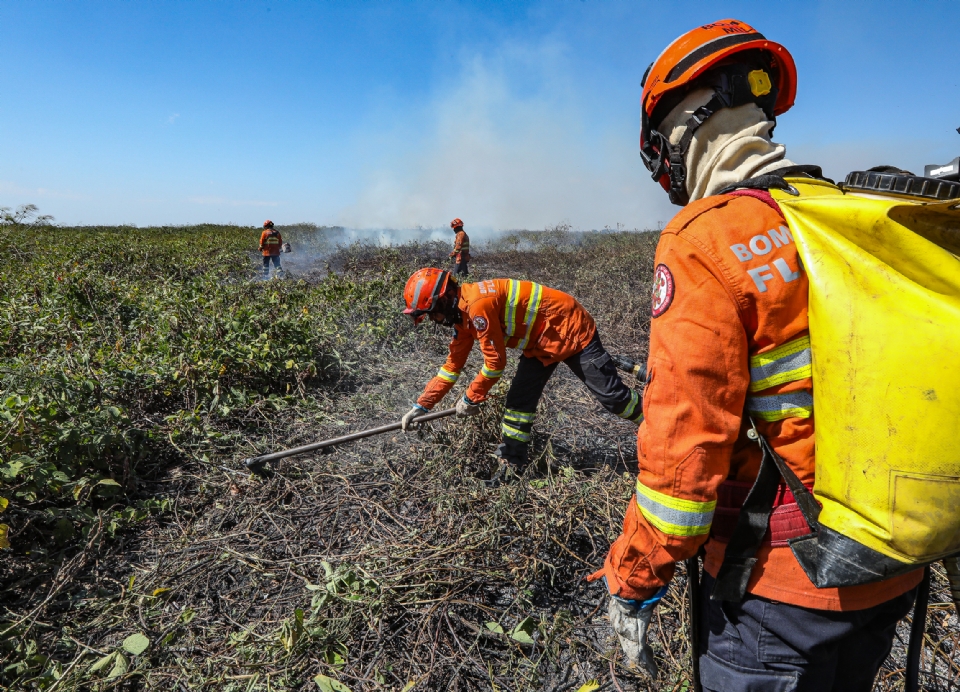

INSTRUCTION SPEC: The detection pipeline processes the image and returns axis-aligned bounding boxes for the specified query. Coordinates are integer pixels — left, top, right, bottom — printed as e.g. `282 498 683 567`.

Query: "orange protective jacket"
259 229 283 256
592 191 922 611
450 230 471 262
417 279 596 409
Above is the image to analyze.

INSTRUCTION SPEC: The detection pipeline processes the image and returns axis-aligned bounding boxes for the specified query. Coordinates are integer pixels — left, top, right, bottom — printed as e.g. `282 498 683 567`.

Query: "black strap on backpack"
714 431 931 688
905 566 930 692
712 419 821 602
714 164 831 197
686 555 704 692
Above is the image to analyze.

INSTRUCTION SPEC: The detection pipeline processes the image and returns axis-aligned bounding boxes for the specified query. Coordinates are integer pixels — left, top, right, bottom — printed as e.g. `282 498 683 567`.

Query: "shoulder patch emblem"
651 264 675 318
472 316 488 331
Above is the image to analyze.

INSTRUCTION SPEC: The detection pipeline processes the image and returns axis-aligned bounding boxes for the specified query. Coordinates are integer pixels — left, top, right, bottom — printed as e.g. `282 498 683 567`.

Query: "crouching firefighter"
400 268 643 470
590 19 927 691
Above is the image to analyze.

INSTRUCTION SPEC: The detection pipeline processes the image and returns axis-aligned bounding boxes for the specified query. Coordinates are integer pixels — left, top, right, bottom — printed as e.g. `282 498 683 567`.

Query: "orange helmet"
639 19 797 205
263 220 274 228
403 268 452 324
450 218 463 230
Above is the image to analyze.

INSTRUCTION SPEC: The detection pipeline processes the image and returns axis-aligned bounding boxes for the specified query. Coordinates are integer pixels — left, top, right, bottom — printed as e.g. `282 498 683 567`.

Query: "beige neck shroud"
659 88 795 203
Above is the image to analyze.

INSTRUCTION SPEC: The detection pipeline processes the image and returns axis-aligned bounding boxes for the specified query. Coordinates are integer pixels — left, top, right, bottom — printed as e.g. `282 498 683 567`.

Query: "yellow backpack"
766 176 960 587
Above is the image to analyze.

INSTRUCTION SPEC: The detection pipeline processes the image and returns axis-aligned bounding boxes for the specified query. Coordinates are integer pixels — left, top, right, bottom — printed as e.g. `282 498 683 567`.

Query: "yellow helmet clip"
748 69 772 98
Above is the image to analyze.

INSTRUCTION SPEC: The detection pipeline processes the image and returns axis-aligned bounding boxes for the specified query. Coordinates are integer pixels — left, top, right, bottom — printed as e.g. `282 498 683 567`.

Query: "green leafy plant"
0 224 368 547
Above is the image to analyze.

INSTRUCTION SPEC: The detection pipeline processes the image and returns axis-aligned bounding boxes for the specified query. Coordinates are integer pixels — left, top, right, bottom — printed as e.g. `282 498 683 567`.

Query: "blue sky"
2 0 958 230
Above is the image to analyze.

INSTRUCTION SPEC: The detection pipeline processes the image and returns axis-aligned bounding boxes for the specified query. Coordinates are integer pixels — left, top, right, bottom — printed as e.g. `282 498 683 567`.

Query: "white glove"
456 396 481 417
608 586 668 678
401 404 429 431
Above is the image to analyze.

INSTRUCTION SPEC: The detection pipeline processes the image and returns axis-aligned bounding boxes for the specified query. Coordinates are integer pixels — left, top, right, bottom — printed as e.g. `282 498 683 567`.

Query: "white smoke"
271 224 456 275
335 40 674 233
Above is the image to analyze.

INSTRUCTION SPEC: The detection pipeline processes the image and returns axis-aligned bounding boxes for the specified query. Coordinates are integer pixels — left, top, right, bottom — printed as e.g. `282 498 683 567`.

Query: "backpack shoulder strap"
711 421 822 602
715 164 832 196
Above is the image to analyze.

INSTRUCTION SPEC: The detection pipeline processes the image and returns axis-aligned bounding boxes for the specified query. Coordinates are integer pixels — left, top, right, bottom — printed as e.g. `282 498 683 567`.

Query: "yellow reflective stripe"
503 280 520 336
635 480 715 537
480 365 503 379
501 423 531 442
516 282 543 350
618 390 640 420
503 409 535 423
749 336 812 392
747 391 813 421
751 335 810 367
436 367 460 383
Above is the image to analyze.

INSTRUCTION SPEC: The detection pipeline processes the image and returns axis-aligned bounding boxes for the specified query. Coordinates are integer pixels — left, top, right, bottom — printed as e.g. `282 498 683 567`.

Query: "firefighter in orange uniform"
449 218 470 276
259 220 283 278
590 19 923 689
400 268 642 469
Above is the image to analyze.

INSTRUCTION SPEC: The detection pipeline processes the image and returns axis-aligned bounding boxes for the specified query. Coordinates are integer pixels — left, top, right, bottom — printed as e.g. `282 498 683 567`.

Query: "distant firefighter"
449 218 470 276
259 220 283 278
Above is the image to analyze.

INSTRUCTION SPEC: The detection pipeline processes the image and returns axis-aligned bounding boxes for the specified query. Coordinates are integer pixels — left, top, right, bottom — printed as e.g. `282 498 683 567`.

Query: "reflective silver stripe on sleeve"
480 365 503 379
749 336 812 392
436 367 460 383
635 480 715 537
747 390 813 422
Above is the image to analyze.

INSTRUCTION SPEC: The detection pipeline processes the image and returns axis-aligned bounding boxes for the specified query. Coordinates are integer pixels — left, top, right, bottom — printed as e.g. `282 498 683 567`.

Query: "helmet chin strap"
436 290 462 327
655 89 734 205
644 67 778 206
442 308 460 328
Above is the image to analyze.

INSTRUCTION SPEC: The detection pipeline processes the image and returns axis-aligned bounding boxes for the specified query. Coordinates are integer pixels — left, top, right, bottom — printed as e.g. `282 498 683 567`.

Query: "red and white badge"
472 316 488 331
651 264 675 318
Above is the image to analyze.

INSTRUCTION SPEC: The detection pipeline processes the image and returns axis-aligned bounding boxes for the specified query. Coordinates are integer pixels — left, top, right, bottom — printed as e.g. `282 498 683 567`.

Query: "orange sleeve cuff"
417 377 456 409
465 375 497 403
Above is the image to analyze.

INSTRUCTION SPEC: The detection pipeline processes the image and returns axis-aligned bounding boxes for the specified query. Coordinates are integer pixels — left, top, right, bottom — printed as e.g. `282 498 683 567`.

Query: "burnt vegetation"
0 222 956 690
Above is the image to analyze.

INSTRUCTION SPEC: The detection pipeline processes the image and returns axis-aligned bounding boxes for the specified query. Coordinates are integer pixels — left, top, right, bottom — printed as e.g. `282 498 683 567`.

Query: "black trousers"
453 259 469 276
699 572 918 692
262 254 281 276
496 333 642 464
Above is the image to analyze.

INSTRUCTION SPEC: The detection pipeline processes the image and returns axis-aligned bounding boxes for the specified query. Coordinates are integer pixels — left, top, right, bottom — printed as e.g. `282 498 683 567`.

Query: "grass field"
1 223 956 691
